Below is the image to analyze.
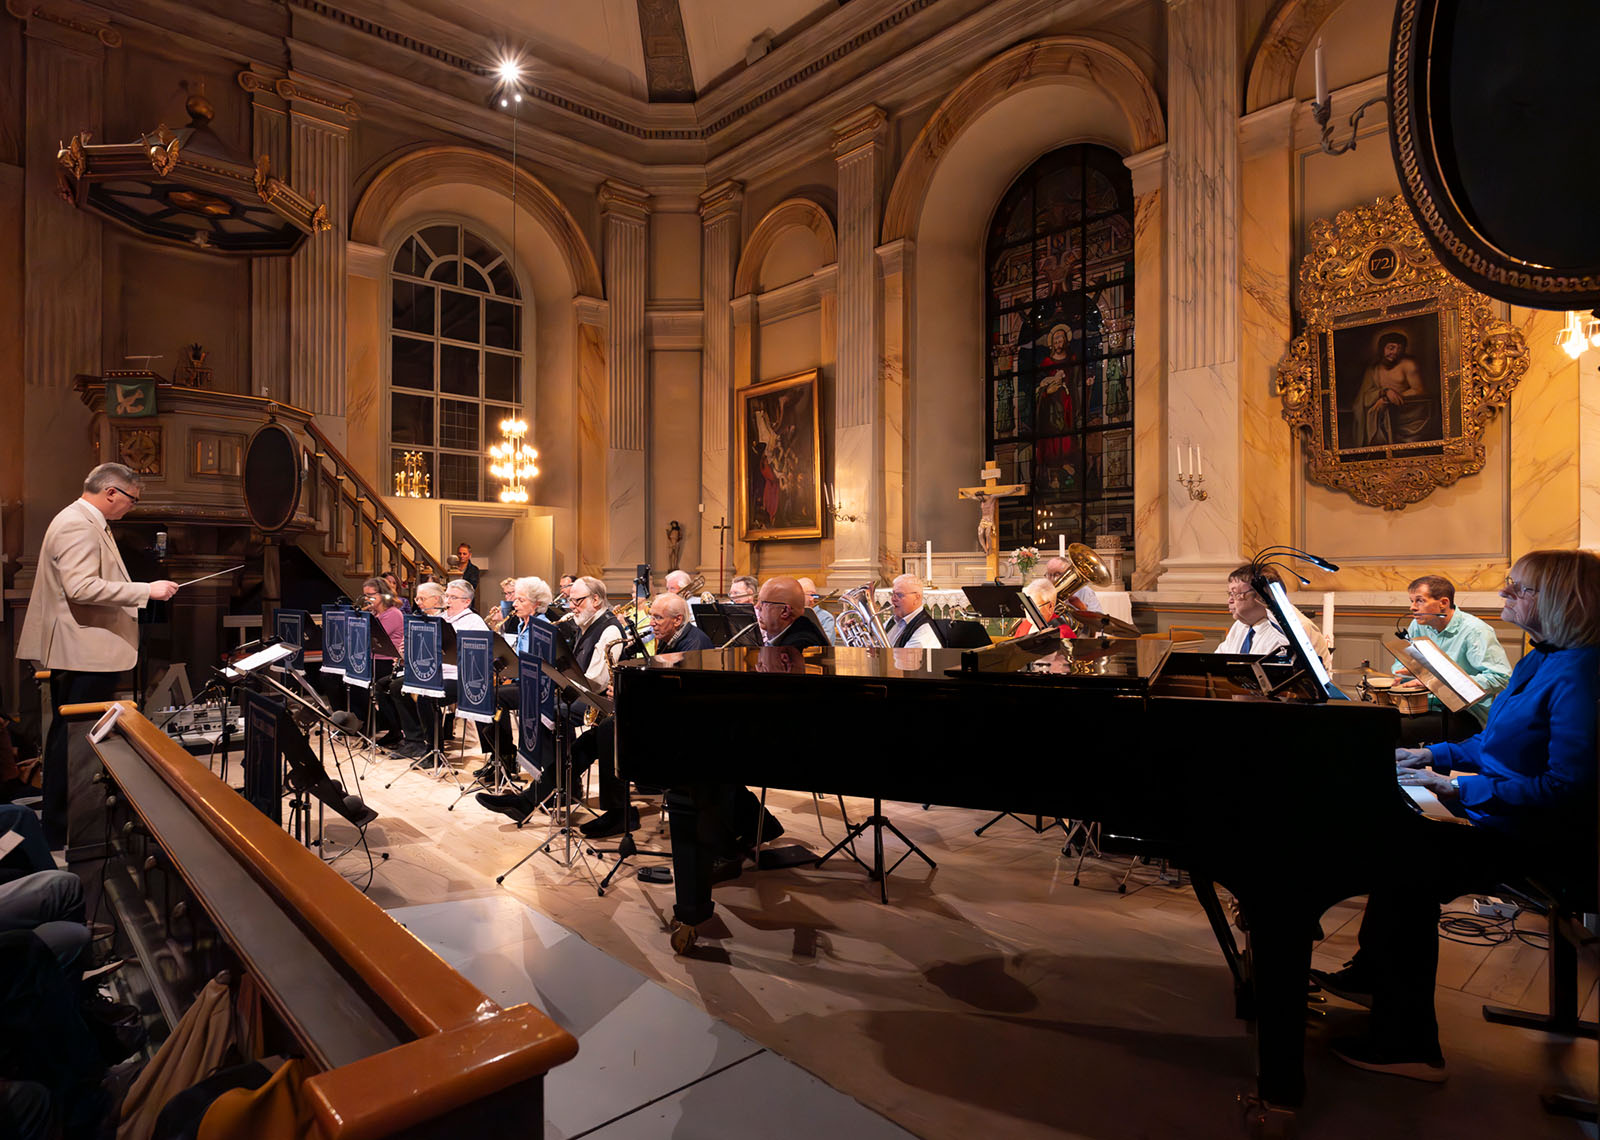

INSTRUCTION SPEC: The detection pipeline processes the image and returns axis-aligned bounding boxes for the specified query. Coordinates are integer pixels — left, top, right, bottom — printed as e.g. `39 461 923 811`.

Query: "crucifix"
711 515 732 595
958 459 1028 582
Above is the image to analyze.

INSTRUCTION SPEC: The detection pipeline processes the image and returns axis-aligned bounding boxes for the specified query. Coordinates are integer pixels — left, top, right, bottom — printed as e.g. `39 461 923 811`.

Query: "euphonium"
1050 542 1113 633
834 584 892 648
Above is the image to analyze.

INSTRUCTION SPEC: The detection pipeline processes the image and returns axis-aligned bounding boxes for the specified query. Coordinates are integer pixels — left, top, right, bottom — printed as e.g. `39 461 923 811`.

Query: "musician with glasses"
755 577 830 648
476 577 554 782
796 577 837 643
1217 564 1333 673
18 463 179 846
1313 550 1600 1082
727 575 758 606
1011 577 1071 639
1391 574 1511 745
652 592 713 654
383 582 445 757
1044 554 1103 620
884 575 944 649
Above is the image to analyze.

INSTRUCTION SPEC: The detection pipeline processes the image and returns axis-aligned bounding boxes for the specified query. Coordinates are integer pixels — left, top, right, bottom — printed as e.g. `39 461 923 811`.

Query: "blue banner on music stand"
243 689 284 825
402 614 445 697
274 610 307 669
321 604 348 676
517 651 541 771
525 621 558 755
343 612 373 689
457 631 496 724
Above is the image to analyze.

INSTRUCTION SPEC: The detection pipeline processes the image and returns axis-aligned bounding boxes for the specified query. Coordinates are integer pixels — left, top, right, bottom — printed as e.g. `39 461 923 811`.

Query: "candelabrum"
1312 93 1388 156
394 451 430 498
489 418 540 504
1177 471 1208 501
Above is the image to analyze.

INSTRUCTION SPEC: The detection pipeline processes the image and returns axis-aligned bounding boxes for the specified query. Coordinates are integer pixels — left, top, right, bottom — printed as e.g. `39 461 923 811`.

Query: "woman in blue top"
1315 549 1600 1083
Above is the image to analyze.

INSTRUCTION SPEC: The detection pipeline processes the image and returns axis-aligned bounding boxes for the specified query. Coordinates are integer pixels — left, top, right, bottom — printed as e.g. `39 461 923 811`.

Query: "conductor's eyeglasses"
109 486 140 504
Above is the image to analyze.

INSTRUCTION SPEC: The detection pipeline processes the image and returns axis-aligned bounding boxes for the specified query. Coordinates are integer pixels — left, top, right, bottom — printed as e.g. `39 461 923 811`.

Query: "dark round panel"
243 422 303 533
1390 0 1600 308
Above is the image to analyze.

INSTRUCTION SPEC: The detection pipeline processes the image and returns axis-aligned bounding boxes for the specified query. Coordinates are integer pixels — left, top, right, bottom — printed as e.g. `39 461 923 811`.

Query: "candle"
1175 445 1185 476
1314 38 1328 108
1195 446 1204 478
925 540 933 581
1059 534 1067 558
1321 591 1336 643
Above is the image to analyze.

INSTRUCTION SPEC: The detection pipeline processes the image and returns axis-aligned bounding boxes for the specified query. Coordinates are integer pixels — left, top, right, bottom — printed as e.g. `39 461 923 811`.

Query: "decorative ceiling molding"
636 0 695 104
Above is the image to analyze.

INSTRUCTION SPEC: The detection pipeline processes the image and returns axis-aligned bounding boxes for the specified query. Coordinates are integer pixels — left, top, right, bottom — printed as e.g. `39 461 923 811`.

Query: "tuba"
834 584 893 648
1050 543 1114 634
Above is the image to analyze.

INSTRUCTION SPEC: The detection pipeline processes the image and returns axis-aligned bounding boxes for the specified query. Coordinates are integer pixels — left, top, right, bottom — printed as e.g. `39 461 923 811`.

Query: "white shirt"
576 612 623 690
443 607 489 679
79 498 108 530
886 606 942 650
1218 610 1334 673
1071 585 1100 612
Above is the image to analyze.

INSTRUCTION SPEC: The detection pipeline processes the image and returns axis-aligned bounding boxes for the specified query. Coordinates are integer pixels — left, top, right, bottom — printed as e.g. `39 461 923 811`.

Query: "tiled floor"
299 738 1598 1139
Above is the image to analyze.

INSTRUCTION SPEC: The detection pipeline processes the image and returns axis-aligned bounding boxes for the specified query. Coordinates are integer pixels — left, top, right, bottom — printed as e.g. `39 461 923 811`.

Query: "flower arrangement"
1010 546 1040 579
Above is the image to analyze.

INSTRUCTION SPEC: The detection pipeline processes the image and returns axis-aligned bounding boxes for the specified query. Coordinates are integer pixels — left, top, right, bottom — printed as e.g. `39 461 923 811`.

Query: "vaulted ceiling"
391 0 844 102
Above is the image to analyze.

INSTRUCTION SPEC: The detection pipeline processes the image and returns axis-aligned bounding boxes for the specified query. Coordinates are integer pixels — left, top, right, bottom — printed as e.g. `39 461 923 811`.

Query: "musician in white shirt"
1044 555 1102 618
441 579 491 680
1218 564 1333 672
884 575 944 649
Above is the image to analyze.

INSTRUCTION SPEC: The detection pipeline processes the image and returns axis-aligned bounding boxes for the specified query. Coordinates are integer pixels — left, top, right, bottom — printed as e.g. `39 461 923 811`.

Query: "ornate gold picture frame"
1275 196 1528 509
736 369 823 541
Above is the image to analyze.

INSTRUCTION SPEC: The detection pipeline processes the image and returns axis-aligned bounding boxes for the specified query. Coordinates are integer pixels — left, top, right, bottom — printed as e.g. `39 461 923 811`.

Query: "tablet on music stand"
1383 634 1485 713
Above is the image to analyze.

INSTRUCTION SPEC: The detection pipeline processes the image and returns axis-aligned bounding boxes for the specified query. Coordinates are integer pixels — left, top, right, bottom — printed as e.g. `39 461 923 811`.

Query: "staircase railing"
297 419 445 587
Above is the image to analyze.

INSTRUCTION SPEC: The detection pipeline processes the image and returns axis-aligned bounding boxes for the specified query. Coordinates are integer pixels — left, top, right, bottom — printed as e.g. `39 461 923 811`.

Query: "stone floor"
285 733 1597 1140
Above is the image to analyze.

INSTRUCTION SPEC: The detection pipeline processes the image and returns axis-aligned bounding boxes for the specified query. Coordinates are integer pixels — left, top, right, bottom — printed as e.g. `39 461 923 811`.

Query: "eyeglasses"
1502 576 1537 597
109 486 140 504
1225 589 1254 601
568 592 591 602
754 599 788 609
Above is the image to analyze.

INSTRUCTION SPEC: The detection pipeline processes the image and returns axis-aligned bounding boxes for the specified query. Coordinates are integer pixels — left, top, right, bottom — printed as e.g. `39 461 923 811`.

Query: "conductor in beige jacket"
18 464 177 845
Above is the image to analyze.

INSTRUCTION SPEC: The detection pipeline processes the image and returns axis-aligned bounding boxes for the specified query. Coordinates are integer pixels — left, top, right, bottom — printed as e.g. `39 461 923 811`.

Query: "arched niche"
885 38 1164 553
733 198 837 298
347 146 604 573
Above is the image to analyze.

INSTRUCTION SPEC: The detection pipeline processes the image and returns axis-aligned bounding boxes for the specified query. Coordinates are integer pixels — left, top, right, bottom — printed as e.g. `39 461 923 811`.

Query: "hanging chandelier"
489 419 539 504
394 451 430 499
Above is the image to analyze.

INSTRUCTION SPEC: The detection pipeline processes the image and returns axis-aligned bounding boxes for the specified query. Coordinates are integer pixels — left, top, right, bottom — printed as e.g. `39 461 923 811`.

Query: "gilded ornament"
1274 195 1528 510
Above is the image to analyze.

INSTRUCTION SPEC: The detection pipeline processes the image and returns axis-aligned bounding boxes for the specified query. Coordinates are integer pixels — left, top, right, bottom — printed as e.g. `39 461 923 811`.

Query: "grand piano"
614 637 1434 1116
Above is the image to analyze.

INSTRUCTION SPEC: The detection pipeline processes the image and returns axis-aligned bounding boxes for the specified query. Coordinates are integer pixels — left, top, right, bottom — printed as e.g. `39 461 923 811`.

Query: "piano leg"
1192 878 1252 1021
1244 911 1314 1110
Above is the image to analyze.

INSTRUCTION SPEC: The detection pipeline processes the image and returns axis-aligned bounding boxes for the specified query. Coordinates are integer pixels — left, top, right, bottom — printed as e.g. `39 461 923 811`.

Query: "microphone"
155 530 168 560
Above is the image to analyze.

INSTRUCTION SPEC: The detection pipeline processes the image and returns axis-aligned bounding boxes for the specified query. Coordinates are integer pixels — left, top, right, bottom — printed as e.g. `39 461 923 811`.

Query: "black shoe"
710 855 743 884
580 808 640 839
1311 960 1374 1008
375 731 403 746
476 792 534 822
79 991 138 1026
393 741 425 759
1330 1035 1446 1082
472 762 498 781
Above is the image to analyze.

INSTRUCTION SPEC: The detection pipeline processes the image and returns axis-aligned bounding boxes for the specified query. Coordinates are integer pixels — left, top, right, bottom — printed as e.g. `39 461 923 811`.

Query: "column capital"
1123 144 1167 198
6 0 121 47
599 179 652 223
573 295 609 327
875 238 914 277
699 179 743 224
276 71 360 125
832 106 889 161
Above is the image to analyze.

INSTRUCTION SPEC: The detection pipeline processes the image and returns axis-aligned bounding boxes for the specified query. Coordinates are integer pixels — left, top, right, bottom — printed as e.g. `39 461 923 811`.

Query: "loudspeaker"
242 422 303 533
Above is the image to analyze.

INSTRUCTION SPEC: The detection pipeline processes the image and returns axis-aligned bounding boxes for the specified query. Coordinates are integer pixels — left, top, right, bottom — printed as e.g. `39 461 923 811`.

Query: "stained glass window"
388 224 523 501
984 146 1134 556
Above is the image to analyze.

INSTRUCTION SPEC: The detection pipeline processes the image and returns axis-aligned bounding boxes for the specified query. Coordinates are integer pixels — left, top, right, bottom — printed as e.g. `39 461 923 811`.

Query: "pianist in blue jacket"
1314 548 1600 1084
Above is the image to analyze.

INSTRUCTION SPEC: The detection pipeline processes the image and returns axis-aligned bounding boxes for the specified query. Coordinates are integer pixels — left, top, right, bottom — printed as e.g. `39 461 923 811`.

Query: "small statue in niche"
178 343 213 388
666 520 683 571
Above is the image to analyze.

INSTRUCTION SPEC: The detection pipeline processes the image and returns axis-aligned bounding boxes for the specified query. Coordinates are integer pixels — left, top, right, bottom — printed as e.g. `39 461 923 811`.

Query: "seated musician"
477 576 625 826
381 570 409 613
727 575 758 606
556 573 575 612
1044 554 1102 620
383 581 446 756
652 591 713 654
475 576 553 783
359 578 406 745
487 576 519 635
389 580 489 763
796 576 837 643
1314 550 1600 1081
1217 564 1333 673
664 570 692 596
883 575 944 649
756 577 830 648
1390 574 1511 746
1010 577 1071 638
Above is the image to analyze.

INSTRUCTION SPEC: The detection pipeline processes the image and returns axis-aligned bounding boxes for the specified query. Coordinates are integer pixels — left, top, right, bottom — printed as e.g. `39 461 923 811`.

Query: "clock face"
117 428 161 475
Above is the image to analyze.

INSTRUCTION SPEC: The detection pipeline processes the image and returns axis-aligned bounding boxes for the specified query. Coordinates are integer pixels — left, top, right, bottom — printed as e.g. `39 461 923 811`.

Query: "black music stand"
448 635 524 809
496 662 608 890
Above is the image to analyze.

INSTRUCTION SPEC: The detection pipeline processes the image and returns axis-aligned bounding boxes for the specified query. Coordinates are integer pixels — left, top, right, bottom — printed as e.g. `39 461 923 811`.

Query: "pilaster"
829 106 889 581
242 68 290 402
573 295 610 576
698 180 741 581
600 179 651 579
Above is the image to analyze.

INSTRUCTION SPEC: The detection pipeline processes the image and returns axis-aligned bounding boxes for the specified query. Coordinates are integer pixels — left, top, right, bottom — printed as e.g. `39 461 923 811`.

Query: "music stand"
387 622 458 786
448 634 523 809
1382 635 1486 713
496 661 609 891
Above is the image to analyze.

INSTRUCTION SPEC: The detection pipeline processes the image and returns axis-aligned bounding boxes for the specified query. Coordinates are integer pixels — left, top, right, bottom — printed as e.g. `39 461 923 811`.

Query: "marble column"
285 75 355 443
1125 146 1167 591
829 107 889 581
574 297 610 576
601 180 651 584
699 181 742 581
876 238 911 584
20 11 110 550
243 70 290 402
728 293 755 577
1160 0 1242 596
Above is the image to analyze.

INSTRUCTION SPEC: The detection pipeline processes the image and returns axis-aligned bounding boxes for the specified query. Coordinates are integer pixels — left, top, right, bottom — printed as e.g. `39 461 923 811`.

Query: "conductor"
18 463 178 846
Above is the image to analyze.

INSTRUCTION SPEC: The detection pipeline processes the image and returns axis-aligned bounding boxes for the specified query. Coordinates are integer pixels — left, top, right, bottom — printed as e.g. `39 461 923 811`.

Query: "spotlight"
497 58 521 85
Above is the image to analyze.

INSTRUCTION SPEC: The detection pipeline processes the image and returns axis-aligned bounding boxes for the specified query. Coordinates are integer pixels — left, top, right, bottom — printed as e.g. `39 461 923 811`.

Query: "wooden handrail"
68 702 577 1137
299 420 444 579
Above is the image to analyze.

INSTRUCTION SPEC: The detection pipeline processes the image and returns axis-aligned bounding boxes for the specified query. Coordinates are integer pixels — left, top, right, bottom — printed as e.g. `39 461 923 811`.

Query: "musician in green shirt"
1391 575 1511 743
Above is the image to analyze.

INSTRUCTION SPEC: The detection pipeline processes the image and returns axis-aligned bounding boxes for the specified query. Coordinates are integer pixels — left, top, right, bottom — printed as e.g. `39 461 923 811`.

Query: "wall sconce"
824 483 860 524
1556 310 1600 359
1312 38 1388 156
1175 444 1207 501
394 451 430 499
489 418 539 503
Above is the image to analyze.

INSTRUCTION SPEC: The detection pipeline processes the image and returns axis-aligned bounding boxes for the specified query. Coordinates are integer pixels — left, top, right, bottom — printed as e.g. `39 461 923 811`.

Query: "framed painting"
736 370 822 541
1276 196 1529 509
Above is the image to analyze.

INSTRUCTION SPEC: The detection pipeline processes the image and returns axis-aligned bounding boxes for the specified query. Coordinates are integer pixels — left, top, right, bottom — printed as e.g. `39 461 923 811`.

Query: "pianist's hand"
1397 767 1456 800
1395 746 1433 769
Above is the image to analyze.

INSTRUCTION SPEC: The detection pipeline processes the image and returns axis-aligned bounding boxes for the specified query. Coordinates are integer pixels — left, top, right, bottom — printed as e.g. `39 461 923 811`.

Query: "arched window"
984 146 1134 558
389 224 523 502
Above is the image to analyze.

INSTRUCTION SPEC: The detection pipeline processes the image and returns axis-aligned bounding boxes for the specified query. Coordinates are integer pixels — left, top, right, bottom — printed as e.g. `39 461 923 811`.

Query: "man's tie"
1241 627 1255 653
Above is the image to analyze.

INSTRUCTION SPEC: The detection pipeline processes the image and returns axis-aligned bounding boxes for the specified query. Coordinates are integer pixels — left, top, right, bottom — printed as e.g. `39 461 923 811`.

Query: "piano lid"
619 637 1171 688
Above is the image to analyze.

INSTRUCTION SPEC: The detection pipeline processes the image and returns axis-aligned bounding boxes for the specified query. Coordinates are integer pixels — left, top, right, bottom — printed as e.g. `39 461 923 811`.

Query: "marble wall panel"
576 317 609 576
1581 350 1600 551
1238 142 1294 559
650 350 703 573
1507 307 1580 561
1130 187 1165 590
344 275 381 487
